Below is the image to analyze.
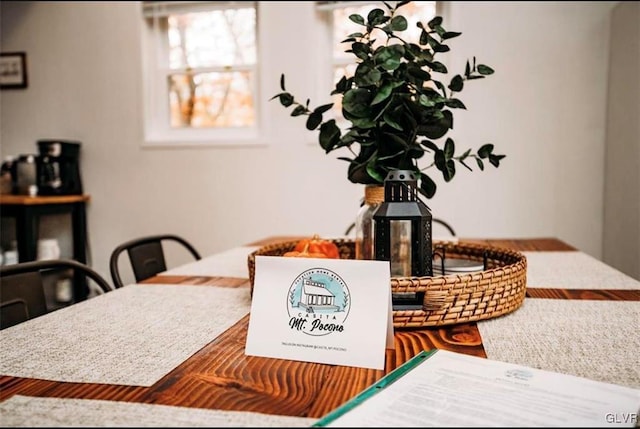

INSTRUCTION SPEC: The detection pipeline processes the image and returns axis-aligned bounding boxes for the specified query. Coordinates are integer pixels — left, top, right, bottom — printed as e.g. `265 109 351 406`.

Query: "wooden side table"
0 194 91 301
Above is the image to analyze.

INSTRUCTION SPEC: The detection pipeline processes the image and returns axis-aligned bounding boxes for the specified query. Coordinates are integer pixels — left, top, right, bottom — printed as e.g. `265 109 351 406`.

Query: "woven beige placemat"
478 298 640 389
0 284 251 386
0 395 316 427
162 246 260 278
524 251 640 289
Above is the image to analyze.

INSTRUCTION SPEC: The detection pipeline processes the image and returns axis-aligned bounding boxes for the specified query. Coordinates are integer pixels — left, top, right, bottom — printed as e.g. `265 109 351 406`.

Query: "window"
142 1 258 146
317 1 437 124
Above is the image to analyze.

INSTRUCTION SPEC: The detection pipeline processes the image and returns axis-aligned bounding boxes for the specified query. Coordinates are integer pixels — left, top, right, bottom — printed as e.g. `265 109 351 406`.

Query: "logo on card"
287 268 351 336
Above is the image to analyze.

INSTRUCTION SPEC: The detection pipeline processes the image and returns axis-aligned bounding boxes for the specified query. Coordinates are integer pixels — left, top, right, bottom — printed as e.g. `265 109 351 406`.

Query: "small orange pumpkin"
292 235 340 259
283 242 328 258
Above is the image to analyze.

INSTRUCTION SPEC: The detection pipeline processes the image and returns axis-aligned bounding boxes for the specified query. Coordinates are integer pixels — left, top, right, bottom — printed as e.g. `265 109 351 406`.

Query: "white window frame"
140 1 264 147
316 1 440 129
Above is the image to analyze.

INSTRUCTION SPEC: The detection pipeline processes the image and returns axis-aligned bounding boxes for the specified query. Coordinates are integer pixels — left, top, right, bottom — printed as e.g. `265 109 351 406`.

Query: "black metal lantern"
373 170 433 279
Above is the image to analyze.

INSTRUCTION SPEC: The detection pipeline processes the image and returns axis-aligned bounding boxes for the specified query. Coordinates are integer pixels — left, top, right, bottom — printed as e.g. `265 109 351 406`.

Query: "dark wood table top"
0 194 90 205
1 236 637 419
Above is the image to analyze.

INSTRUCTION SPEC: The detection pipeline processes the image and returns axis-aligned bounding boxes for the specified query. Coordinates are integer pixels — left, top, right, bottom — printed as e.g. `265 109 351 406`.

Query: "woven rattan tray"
247 239 527 328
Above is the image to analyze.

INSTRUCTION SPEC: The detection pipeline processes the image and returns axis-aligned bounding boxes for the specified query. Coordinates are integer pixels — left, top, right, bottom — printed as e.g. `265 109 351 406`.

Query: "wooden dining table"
0 236 638 425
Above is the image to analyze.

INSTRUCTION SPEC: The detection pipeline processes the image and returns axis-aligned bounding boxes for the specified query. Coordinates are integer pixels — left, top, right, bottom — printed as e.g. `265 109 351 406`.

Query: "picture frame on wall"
0 52 28 89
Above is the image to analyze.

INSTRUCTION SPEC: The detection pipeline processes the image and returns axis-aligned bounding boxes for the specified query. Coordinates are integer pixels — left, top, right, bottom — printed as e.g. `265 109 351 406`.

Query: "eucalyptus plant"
272 0 505 198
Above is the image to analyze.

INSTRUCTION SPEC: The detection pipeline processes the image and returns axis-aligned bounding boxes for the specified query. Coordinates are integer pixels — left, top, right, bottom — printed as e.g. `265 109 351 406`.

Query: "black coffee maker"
36 140 83 195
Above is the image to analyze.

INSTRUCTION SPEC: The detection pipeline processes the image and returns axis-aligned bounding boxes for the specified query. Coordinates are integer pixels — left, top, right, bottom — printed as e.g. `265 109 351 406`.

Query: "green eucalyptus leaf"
477 64 495 75
419 94 436 107
419 173 437 199
407 66 431 82
444 138 455 159
306 112 322 130
434 149 446 171
433 44 450 53
435 152 455 181
375 46 404 71
371 83 393 105
352 117 377 129
348 162 373 184
427 16 443 30
443 160 456 182
426 61 447 73
280 74 286 91
343 88 373 117
349 14 365 25
449 75 464 92
313 103 334 115
423 88 445 103
426 33 439 50
420 109 452 139
383 57 401 71
465 60 470 77
333 76 349 94
389 15 408 31
489 153 506 167
466 75 485 80
442 31 462 40
291 105 306 116
475 157 485 171
420 139 438 152
443 110 454 129
367 8 385 26
419 29 429 45
352 42 371 60
478 143 494 158
444 98 466 109
319 120 341 152
366 162 385 183
382 110 404 131
279 93 294 107
460 148 471 159
406 44 429 62
355 63 382 85
408 146 425 159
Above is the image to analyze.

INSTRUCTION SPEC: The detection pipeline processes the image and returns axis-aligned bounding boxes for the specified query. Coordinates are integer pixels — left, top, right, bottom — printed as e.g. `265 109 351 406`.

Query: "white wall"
1 1 627 284
603 1 640 280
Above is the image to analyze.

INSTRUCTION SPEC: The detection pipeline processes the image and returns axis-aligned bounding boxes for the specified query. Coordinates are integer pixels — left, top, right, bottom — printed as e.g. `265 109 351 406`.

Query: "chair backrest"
0 259 113 330
109 234 201 288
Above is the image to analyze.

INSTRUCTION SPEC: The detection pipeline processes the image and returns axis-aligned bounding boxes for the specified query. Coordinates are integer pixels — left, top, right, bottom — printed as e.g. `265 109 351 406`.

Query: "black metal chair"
109 234 201 288
0 259 113 330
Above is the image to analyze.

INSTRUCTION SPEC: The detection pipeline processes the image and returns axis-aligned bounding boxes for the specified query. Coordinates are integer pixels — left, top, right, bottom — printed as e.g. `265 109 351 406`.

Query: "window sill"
143 128 268 148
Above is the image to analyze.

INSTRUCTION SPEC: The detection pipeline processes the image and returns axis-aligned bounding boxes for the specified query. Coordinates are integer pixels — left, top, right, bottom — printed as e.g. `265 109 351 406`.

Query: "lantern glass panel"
390 220 412 277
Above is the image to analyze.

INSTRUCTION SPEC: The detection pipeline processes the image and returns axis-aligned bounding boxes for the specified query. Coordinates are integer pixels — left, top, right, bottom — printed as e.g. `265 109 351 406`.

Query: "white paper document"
245 255 393 370
316 349 640 427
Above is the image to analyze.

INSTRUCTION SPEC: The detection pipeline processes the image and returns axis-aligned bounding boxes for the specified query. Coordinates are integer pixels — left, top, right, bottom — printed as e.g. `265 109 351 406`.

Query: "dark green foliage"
270 1 505 198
